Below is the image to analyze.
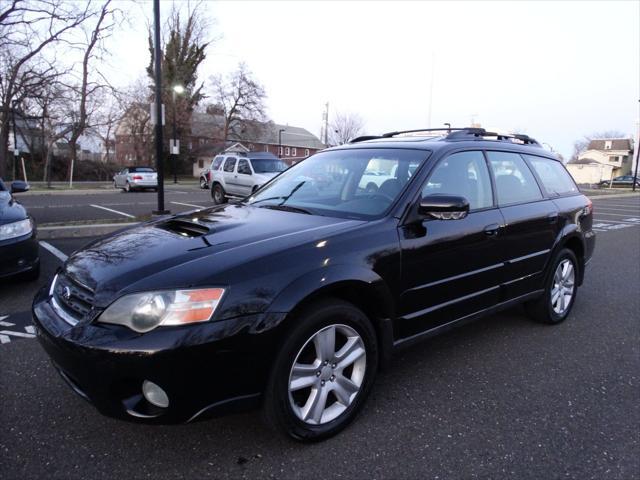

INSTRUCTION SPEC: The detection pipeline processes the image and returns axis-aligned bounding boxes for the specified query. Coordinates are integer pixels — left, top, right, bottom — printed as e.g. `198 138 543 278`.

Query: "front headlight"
0 218 33 241
98 288 225 333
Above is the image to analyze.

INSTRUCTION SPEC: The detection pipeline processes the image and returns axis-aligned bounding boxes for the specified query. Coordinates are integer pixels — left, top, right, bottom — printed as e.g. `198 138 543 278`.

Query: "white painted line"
171 201 206 209
39 241 69 262
0 335 10 344
25 325 35 334
594 207 640 212
90 204 135 218
0 321 15 327
39 222 138 231
592 212 638 217
0 330 35 339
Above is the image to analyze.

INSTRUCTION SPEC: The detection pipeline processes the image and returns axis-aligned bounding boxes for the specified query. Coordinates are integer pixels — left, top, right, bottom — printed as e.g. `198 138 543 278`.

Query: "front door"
222 157 239 195
397 150 505 340
235 158 254 197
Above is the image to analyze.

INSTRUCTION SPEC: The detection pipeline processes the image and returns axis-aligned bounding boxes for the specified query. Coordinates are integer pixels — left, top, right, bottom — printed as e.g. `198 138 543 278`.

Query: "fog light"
142 380 169 408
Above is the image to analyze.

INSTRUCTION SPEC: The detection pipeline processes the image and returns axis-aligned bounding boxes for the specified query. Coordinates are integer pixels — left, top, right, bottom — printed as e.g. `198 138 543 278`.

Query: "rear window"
211 157 224 170
129 167 155 173
524 155 578 196
487 151 543 205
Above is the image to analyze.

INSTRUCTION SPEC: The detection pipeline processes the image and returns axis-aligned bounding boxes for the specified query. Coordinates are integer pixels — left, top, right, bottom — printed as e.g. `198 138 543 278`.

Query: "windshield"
250 158 289 173
247 148 428 219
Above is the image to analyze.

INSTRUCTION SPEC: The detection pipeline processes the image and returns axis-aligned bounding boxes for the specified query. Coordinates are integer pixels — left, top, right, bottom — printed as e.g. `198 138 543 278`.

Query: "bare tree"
209 63 267 142
329 111 365 146
116 78 154 165
0 0 94 178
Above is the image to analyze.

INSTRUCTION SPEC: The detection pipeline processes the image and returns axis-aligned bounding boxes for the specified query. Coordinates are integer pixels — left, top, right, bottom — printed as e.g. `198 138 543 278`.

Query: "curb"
38 222 139 239
587 192 640 200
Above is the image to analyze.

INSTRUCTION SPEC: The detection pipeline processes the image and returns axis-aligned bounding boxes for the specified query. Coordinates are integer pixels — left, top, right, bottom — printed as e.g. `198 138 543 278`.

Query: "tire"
263 298 378 442
211 183 227 204
525 248 578 324
124 182 131 193
200 177 208 189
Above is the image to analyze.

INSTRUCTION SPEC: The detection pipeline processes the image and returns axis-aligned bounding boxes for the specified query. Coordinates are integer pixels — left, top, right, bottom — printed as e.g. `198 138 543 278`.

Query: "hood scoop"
156 218 210 237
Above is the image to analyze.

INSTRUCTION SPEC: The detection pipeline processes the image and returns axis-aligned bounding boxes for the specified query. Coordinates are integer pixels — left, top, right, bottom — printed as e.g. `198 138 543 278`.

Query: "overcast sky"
109 0 640 159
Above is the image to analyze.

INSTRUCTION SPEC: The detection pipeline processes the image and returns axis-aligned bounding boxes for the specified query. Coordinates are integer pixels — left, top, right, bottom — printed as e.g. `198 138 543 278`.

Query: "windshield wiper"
258 204 313 215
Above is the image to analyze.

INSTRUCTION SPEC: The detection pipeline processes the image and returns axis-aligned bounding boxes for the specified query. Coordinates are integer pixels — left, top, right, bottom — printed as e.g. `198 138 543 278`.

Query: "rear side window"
487 151 543 205
237 159 251 174
211 157 224 170
223 158 236 172
422 151 493 210
524 155 578 196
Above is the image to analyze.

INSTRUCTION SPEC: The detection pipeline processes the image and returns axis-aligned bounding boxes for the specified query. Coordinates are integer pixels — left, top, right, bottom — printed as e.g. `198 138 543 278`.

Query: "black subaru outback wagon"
33 128 595 441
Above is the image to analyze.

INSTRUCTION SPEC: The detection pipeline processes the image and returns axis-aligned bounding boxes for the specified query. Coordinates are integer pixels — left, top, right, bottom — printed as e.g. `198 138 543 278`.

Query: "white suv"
209 152 289 204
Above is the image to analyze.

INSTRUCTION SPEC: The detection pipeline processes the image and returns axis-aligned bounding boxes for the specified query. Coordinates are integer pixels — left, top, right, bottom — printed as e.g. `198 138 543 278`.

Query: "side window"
211 157 223 170
238 159 251 175
487 151 543 205
223 157 236 172
421 151 493 210
523 155 578 197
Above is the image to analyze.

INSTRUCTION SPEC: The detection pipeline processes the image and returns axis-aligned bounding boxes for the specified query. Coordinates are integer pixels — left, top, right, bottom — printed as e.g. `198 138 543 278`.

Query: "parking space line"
39 241 69 262
592 212 639 217
170 201 206 209
90 204 135 218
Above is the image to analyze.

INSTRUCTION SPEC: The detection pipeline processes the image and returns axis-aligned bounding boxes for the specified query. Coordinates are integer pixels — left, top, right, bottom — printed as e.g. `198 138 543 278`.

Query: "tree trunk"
0 118 10 179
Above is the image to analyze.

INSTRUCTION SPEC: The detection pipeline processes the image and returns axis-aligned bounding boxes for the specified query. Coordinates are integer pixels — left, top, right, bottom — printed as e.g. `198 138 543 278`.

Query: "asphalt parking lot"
0 195 638 479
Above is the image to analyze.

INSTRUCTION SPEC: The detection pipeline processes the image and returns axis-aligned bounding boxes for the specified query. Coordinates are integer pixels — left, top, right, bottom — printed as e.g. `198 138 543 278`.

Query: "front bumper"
32 286 284 423
0 230 39 279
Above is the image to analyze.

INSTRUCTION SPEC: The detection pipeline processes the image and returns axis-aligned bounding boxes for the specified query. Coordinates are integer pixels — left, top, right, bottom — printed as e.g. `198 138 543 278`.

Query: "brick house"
114 109 325 176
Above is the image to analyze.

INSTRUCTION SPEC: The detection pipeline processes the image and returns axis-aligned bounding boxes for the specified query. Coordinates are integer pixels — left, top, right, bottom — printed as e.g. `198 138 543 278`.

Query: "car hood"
0 191 27 225
254 172 279 182
64 203 363 307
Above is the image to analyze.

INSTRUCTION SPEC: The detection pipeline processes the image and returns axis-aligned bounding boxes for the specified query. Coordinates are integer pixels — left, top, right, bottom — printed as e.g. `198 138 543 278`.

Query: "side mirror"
10 180 29 194
419 194 469 220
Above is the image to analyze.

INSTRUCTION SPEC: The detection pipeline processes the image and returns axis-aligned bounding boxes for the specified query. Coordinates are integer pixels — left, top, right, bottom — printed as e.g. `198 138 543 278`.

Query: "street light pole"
278 128 285 158
11 100 19 181
170 85 184 184
152 0 169 215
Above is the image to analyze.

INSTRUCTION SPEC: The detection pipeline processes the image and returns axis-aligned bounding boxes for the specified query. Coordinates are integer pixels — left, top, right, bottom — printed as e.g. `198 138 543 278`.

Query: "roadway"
0 195 638 479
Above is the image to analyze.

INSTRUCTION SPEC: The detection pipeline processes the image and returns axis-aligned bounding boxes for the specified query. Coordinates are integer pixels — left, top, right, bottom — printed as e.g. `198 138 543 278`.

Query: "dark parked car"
32 128 595 441
598 175 640 188
0 178 39 280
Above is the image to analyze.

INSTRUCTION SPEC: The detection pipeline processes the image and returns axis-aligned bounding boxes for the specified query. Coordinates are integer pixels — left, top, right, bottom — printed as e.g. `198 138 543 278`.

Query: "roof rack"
349 127 540 146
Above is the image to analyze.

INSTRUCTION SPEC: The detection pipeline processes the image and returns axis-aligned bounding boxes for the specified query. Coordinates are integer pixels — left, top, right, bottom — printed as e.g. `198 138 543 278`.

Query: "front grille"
51 273 95 324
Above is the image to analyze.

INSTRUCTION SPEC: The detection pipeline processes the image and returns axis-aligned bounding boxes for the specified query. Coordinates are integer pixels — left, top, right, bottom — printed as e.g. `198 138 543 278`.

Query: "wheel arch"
268 266 396 367
550 225 586 285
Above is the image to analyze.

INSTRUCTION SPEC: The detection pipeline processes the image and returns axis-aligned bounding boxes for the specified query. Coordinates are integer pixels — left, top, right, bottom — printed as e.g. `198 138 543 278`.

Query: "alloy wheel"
551 259 575 315
288 324 366 425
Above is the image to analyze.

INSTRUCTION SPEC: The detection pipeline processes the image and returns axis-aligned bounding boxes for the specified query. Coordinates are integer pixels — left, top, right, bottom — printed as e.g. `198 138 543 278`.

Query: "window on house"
285 147 290 156
198 159 204 168
292 148 297 157
264 145 269 152
279 146 283 155
305 149 310 157
604 141 612 150
609 156 618 163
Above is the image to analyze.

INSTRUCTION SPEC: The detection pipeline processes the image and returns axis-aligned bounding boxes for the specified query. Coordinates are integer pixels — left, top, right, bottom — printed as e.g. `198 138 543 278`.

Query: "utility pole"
323 102 329 145
11 100 19 181
152 0 169 215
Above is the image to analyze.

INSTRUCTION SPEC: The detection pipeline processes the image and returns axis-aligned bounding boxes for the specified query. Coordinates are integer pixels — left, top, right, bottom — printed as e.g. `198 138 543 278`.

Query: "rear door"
397 150 505 339
486 151 560 300
114 168 127 187
222 157 238 194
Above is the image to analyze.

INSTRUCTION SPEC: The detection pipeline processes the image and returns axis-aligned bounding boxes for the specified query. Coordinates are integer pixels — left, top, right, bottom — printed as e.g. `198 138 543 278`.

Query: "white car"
113 166 158 192
209 153 289 204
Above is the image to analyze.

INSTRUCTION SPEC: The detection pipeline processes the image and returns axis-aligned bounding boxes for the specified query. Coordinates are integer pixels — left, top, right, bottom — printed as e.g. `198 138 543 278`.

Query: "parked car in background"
32 127 594 441
0 178 39 280
208 152 289 203
113 166 158 192
598 175 640 188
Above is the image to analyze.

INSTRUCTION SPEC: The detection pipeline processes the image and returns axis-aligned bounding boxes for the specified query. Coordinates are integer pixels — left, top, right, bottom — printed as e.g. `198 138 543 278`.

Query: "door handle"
483 224 500 236
547 213 559 224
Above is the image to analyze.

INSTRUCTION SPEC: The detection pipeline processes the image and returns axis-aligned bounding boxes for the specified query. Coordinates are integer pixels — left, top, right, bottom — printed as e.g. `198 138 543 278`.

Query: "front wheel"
525 248 578 324
263 299 378 442
124 182 131 193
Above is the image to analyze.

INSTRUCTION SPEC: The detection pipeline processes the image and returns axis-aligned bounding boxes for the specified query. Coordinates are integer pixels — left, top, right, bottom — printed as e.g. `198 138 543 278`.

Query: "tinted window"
487 151 543 205
248 148 428 219
422 151 493 210
129 167 155 173
251 158 288 173
223 158 236 172
524 155 578 196
238 159 251 175
211 157 224 170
